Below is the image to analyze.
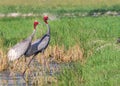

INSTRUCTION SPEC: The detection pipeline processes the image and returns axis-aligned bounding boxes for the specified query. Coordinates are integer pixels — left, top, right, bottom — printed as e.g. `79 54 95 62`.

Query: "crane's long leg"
22 54 36 80
41 51 49 83
41 51 46 73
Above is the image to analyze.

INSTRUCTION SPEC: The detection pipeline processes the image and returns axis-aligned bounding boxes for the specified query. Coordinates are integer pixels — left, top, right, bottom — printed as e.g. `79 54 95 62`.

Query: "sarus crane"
7 20 39 61
22 16 50 77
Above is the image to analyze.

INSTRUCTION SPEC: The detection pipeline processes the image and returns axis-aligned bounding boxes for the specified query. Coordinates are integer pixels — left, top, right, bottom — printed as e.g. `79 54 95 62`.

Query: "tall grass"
2 16 120 49
0 16 120 85
83 46 120 86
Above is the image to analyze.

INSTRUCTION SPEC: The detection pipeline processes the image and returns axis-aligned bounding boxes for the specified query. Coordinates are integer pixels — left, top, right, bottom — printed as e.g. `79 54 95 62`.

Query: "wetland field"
0 0 120 86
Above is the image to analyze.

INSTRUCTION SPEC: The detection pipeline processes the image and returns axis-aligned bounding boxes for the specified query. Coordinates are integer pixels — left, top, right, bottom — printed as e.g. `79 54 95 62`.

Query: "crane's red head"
34 20 39 29
43 16 48 24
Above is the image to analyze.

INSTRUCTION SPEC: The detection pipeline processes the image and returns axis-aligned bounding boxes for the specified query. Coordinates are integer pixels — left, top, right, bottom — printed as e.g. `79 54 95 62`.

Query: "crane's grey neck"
30 29 36 39
46 24 50 35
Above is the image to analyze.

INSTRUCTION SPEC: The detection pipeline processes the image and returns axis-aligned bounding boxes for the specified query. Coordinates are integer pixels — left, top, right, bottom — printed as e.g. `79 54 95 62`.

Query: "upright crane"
7 21 39 61
23 16 50 77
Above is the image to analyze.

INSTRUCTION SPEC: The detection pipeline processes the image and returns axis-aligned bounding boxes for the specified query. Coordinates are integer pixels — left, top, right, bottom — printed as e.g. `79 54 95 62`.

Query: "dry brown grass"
36 44 84 63
0 49 8 72
0 44 84 73
32 76 57 86
0 44 83 85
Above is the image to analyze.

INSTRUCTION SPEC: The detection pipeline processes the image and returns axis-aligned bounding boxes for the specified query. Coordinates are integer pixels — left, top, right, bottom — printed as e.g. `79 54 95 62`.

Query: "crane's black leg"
22 54 36 81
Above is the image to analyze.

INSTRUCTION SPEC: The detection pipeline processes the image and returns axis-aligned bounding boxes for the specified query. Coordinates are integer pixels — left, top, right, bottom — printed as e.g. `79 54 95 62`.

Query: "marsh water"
0 59 72 86
0 71 30 86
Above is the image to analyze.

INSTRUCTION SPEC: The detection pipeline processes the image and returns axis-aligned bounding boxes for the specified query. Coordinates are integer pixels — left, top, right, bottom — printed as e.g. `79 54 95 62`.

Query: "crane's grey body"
25 24 50 57
7 30 36 61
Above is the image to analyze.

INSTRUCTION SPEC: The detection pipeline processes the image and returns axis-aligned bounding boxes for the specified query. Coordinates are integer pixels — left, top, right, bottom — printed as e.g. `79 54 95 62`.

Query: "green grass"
0 0 120 85
0 16 120 85
0 0 120 14
83 46 120 86
54 16 120 86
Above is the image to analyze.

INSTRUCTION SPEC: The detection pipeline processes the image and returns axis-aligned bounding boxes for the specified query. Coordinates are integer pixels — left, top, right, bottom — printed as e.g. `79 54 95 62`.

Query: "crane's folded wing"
7 39 31 61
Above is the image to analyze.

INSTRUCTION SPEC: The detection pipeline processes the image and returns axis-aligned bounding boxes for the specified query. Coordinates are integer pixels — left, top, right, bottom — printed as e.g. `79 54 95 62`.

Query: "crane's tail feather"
7 49 20 61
